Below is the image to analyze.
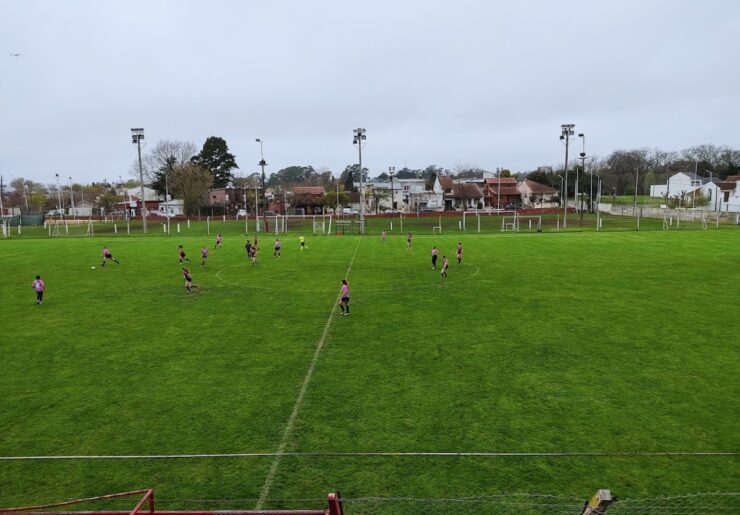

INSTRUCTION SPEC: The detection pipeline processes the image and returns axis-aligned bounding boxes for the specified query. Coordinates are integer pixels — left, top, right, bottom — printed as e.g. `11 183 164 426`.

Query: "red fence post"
327 492 343 515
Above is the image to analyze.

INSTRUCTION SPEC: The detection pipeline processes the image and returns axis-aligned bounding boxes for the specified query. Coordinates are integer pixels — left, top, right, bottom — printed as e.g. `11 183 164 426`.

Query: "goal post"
462 211 481 233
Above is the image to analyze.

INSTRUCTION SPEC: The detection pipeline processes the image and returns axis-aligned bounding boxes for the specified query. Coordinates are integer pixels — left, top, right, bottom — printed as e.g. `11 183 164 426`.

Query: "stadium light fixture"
560 124 575 228
131 128 147 233
353 128 367 233
255 139 267 223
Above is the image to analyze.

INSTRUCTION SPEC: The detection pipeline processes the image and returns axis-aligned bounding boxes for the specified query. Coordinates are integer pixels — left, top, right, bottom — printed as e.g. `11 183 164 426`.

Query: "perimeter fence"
2 208 740 240
3 490 738 514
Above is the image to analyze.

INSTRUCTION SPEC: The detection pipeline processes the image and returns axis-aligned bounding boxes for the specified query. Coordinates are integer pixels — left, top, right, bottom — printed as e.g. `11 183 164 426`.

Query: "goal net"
501 214 541 232
50 219 95 237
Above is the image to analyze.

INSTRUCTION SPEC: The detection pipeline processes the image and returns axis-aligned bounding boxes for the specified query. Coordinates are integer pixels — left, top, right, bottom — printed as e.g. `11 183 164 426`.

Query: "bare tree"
169 163 213 215
133 140 197 183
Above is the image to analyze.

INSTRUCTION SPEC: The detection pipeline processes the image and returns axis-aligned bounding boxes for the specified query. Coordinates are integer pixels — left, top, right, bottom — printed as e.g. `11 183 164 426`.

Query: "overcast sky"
2 0 739 185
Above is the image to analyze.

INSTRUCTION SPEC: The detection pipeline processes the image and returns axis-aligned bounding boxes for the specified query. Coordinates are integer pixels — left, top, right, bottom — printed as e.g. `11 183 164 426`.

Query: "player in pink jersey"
32 275 45 305
381 230 387 244
431 246 439 269
215 233 223 249
406 232 413 249
274 238 281 257
101 246 120 266
339 279 350 315
200 246 209 266
456 242 463 264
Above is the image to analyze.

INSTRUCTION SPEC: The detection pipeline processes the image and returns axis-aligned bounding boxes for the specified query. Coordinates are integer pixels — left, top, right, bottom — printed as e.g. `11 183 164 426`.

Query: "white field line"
0 451 735 461
254 238 362 510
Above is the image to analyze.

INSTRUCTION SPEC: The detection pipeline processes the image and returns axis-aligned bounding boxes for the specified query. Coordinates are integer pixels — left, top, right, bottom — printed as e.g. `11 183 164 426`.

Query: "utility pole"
68 177 75 219
131 128 147 233
389 166 396 223
353 128 367 234
256 138 267 215
578 133 586 223
0 175 5 216
560 124 575 228
55 173 64 220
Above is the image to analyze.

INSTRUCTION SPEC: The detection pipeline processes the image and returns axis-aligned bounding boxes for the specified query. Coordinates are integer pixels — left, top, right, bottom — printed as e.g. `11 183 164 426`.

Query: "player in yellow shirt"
299 234 306 251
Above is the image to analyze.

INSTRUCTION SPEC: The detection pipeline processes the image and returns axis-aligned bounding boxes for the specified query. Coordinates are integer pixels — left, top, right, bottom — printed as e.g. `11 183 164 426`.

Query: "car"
237 209 248 217
46 209 64 216
341 208 358 215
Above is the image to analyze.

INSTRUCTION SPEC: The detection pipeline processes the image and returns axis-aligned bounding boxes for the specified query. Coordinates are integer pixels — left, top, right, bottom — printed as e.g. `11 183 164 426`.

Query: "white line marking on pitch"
254 238 362 510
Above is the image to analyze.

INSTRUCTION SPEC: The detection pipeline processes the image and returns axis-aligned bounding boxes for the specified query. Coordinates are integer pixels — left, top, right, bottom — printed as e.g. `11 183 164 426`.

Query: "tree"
191 136 239 188
267 165 316 188
170 163 213 215
323 191 350 208
136 140 197 186
339 164 368 192
368 187 390 214
96 190 120 216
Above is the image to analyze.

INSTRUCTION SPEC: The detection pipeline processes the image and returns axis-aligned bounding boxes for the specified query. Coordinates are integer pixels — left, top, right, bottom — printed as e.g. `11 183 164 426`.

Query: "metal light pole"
560 124 575 229
556 175 564 208
55 173 64 220
353 128 367 234
255 138 267 214
22 181 29 212
254 174 260 231
131 128 147 233
68 176 75 219
578 133 586 223
164 170 171 234
389 166 396 221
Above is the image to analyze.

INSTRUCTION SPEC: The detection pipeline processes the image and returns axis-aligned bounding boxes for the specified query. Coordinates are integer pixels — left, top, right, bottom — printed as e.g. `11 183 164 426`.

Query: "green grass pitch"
0 229 738 509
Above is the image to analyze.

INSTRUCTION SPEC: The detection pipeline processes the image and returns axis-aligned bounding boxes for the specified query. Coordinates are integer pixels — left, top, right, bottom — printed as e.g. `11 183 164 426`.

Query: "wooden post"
581 489 613 514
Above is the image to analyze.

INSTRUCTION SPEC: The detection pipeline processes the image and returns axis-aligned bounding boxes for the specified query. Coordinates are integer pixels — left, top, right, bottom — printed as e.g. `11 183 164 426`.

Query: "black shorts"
104 254 113 259
341 296 349 303
301 242 305 246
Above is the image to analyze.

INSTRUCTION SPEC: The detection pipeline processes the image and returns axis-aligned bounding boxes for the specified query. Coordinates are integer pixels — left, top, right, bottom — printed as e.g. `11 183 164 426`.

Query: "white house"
650 172 721 211
718 176 740 212
68 200 95 217
519 179 559 207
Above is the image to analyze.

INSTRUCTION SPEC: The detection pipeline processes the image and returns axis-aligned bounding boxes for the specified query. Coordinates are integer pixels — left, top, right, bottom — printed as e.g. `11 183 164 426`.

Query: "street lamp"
22 181 29 213
55 173 64 220
353 128 367 234
255 138 267 216
68 176 75 219
389 166 396 221
560 124 575 228
556 174 564 208
578 133 586 222
131 128 147 233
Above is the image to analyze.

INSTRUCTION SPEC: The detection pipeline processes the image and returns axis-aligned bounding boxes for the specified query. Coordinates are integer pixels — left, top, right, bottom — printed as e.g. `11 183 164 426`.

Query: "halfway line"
254 238 362 510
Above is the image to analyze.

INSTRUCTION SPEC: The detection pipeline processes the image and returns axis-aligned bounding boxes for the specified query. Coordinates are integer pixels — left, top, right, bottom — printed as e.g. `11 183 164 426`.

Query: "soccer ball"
91 266 96 270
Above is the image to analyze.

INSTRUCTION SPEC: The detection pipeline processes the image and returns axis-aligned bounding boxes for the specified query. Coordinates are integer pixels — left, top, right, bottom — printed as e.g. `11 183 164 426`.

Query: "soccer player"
182 267 196 293
250 244 258 267
178 245 190 263
215 233 223 249
299 234 306 250
200 246 209 266
440 255 449 278
101 245 120 266
381 230 387 244
32 275 45 305
274 238 281 257
431 246 438 269
406 232 413 249
456 242 464 263
245 239 252 258
339 279 350 315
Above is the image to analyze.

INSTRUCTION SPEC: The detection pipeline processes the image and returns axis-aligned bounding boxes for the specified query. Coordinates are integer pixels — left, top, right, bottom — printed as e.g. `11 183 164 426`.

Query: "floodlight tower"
255 138 267 207
353 128 367 234
131 128 147 233
560 124 575 228
389 166 396 221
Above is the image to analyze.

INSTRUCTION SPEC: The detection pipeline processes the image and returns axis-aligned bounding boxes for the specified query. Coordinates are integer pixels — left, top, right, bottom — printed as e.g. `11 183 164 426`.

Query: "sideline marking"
1 451 734 461
254 238 362 509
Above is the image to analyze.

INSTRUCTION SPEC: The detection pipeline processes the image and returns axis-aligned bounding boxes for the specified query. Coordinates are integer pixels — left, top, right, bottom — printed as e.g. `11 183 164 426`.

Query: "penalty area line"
254 237 362 510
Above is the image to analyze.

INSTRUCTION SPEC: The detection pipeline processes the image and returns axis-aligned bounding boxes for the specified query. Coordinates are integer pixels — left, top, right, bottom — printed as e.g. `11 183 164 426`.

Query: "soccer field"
0 230 738 511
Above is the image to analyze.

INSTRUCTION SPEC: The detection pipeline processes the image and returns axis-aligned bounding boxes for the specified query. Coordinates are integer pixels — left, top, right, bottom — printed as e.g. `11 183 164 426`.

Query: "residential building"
483 177 520 208
649 172 721 210
519 179 558 207
718 175 740 212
